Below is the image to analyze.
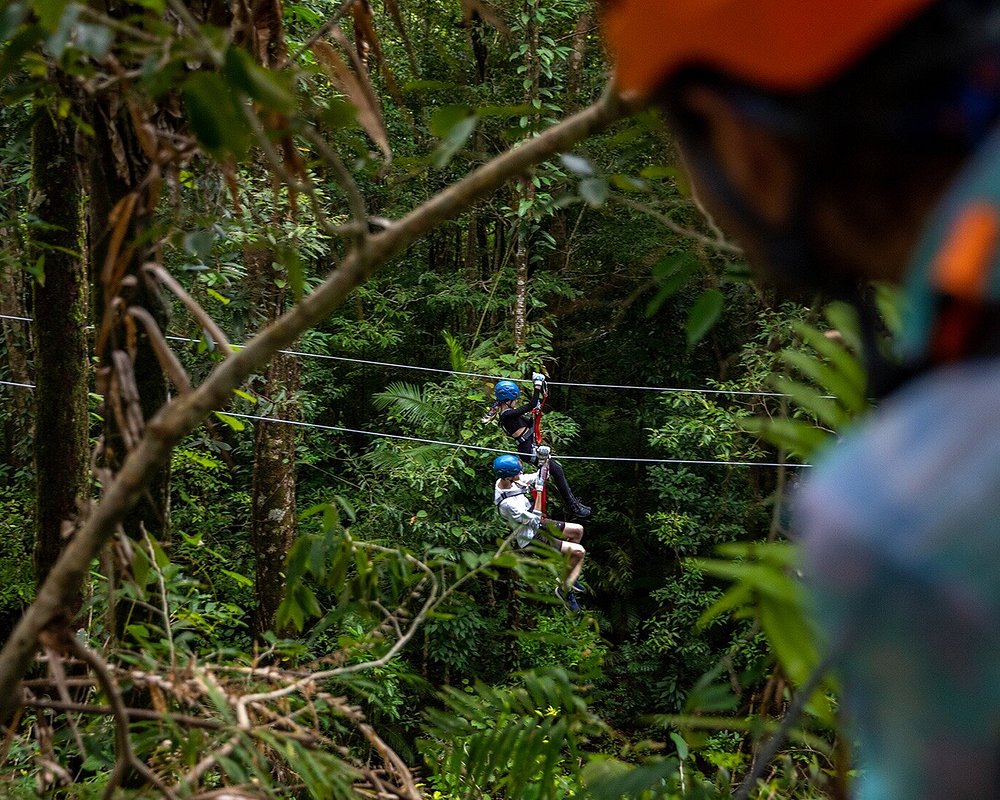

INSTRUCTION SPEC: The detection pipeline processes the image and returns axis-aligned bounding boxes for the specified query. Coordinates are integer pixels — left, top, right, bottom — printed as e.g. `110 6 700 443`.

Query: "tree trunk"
29 98 89 588
512 0 540 351
246 244 299 639
85 89 170 545
0 163 33 476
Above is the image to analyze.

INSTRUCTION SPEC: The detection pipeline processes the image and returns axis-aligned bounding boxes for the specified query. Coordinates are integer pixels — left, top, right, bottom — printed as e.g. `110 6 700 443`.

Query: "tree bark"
245 245 300 639
0 165 32 475
85 88 170 545
29 98 89 588
511 0 540 350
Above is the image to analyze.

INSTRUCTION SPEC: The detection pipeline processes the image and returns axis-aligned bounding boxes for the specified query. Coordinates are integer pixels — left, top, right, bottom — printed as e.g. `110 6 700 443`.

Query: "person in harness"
492 454 586 612
603 0 1000 796
483 373 591 519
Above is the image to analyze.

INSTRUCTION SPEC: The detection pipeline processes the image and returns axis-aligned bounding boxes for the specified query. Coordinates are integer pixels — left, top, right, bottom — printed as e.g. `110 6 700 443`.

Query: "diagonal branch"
0 87 626 722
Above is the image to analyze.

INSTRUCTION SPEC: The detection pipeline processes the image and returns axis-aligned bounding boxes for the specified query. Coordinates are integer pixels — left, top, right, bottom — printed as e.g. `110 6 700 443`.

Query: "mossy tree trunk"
29 96 89 588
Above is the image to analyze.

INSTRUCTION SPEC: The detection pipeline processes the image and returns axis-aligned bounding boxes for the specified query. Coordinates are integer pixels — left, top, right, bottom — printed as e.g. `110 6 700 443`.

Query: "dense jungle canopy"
0 1 863 797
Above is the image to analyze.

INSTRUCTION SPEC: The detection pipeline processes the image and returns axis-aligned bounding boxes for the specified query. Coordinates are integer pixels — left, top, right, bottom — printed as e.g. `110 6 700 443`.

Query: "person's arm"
501 493 540 525
502 385 542 421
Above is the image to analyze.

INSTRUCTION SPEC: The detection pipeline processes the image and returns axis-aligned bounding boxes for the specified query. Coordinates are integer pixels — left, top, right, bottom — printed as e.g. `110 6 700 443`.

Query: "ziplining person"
603 0 1000 796
492 453 586 612
482 372 591 519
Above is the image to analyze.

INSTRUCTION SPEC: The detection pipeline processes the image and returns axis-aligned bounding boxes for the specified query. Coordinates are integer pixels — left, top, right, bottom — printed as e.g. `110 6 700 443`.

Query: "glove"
531 371 546 388
528 511 542 530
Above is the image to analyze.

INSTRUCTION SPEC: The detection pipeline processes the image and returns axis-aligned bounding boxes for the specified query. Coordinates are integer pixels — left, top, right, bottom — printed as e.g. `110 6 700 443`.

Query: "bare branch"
143 263 233 355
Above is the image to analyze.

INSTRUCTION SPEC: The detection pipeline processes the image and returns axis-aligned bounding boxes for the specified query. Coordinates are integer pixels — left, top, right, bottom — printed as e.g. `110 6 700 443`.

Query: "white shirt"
494 471 541 547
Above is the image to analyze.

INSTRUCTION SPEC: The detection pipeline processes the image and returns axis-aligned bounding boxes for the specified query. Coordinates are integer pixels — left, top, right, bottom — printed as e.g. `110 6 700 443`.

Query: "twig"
302 125 369 248
182 732 242 788
25 698 226 731
733 650 836 800
143 263 232 355
238 104 343 238
143 528 176 668
613 194 743 256
65 636 179 800
43 646 88 763
127 306 193 394
286 0 356 66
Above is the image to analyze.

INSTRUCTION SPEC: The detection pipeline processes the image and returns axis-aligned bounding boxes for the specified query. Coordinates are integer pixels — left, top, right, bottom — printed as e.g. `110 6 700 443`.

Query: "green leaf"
223 46 295 114
670 732 689 761
429 104 473 138
582 756 678 800
132 544 150 588
31 0 70 31
579 176 609 208
743 416 830 460
609 173 648 192
213 411 245 431
183 72 252 159
771 376 851 431
233 388 257 404
276 246 305 301
321 97 357 128
646 252 698 315
685 289 723 345
433 114 477 168
782 348 867 415
221 569 253 587
183 229 215 260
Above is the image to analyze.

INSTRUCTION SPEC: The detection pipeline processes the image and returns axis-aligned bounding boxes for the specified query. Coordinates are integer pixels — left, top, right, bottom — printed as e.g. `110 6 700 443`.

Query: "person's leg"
548 459 590 518
560 541 585 590
561 522 583 543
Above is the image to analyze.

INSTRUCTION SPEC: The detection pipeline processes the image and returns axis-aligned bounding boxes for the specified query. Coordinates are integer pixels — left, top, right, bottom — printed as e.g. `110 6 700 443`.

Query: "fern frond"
372 381 445 428
419 668 599 799
442 330 466 372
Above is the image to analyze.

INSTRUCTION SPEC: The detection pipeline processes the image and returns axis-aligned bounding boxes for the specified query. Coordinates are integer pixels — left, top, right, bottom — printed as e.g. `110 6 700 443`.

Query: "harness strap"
495 486 531 517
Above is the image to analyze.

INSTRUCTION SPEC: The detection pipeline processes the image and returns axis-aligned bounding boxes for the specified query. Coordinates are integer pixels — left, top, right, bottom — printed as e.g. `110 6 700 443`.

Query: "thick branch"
0 88 626 721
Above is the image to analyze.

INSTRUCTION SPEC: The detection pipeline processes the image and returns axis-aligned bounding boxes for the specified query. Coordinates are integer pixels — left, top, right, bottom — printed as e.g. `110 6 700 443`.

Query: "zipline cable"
0 380 810 468
162 334 792 398
0 313 796 398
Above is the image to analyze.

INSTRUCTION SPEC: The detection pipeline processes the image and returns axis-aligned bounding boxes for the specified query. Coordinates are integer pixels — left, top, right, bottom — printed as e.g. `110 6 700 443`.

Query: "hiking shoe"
568 500 591 519
555 585 581 612
571 579 588 594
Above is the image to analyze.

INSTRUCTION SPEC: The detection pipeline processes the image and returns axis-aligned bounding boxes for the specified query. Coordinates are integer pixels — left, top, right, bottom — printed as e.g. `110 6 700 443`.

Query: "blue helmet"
494 380 520 402
493 454 523 478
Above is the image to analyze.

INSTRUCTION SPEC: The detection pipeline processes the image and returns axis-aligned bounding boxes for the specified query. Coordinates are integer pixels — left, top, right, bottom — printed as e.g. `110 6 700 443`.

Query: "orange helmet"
603 0 938 100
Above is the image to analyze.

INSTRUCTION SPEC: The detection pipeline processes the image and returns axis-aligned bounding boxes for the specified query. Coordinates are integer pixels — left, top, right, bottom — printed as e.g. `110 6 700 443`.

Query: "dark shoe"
568 500 591 519
571 578 588 594
555 585 580 612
